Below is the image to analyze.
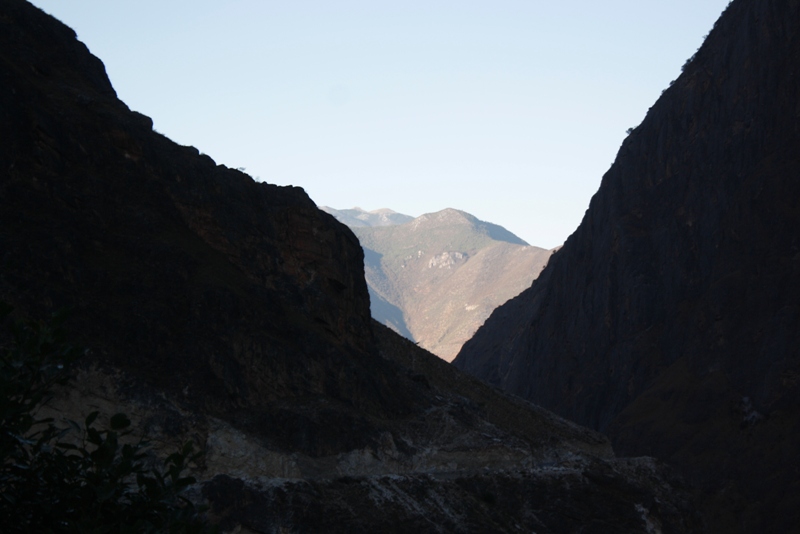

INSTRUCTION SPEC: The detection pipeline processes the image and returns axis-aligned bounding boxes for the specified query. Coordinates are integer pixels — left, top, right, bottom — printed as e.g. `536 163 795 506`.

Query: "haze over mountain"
0 1 701 531
329 207 555 361
320 206 414 228
455 0 800 531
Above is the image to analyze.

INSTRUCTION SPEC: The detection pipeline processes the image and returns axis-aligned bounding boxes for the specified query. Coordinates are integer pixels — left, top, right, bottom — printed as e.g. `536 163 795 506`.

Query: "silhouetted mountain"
455 0 800 531
0 1 701 531
351 208 553 361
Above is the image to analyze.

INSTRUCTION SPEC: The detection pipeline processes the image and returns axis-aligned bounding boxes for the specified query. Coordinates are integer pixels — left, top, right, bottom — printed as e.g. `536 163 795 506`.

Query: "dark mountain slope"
0 1 701 531
0 0 413 437
455 0 800 531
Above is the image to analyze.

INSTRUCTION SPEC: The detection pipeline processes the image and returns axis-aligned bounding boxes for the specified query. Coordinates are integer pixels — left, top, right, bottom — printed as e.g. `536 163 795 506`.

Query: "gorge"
0 0 705 531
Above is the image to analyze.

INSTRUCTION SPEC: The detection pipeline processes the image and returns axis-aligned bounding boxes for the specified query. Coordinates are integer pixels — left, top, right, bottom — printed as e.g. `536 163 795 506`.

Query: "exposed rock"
455 0 800 531
1 1 703 531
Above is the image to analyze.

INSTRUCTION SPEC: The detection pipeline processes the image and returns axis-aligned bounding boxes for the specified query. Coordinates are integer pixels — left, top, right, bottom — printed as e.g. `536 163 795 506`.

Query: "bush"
0 304 215 533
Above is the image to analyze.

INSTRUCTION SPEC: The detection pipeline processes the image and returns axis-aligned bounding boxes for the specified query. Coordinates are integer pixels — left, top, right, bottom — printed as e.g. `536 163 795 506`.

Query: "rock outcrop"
1 1 702 531
455 0 800 531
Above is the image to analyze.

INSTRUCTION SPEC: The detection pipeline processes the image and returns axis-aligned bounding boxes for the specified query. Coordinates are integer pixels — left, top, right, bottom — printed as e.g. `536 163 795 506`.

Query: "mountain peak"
409 209 529 246
320 206 414 227
410 208 471 228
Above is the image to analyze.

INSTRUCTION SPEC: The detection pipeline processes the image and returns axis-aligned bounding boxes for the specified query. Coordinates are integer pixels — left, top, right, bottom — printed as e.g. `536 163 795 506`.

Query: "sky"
30 0 730 249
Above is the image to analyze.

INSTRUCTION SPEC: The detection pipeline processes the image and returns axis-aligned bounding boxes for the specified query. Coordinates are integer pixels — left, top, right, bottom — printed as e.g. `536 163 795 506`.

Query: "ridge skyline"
27 0 731 250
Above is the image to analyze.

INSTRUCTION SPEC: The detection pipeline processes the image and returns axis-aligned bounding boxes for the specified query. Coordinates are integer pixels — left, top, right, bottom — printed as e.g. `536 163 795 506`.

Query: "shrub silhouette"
0 303 215 533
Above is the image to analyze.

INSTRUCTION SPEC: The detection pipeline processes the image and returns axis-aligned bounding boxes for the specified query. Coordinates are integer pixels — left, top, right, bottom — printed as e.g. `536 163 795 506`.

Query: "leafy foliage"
0 304 215 533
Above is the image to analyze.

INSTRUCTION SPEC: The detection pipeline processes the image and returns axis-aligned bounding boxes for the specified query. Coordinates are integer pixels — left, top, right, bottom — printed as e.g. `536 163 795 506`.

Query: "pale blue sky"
30 1 730 248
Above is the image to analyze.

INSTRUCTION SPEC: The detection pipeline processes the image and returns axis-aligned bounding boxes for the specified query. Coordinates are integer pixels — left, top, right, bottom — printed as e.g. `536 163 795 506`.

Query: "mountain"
320 206 414 228
351 208 554 361
455 0 800 531
0 1 701 531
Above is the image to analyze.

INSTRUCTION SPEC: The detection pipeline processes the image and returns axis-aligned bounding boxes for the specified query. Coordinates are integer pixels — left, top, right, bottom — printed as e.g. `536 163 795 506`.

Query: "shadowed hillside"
455 0 800 531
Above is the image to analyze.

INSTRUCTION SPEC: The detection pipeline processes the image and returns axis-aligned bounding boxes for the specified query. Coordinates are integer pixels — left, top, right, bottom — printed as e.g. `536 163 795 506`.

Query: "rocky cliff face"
1 1 702 531
0 0 413 436
455 0 800 531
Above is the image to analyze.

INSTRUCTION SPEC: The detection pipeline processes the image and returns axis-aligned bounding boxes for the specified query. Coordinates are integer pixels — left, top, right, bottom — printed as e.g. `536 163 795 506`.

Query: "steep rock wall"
455 0 800 531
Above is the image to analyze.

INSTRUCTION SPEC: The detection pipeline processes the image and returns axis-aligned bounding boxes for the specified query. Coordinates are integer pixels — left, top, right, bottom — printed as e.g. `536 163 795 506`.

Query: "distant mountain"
320 206 414 228
346 208 554 361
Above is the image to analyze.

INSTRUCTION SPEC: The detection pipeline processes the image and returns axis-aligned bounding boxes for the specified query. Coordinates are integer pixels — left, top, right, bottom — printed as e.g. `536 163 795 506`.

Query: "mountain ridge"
320 206 414 228
405 208 530 246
